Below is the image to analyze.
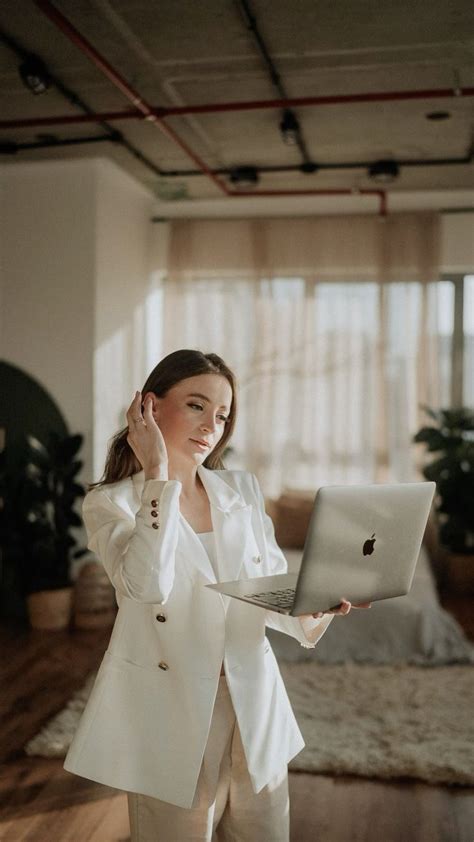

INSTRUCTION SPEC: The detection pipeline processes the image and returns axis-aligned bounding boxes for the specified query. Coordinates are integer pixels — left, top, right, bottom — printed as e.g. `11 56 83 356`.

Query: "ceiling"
0 0 473 213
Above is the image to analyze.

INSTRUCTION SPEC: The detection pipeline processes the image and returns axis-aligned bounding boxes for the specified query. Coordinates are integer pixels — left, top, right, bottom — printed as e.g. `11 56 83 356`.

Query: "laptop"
206 481 436 616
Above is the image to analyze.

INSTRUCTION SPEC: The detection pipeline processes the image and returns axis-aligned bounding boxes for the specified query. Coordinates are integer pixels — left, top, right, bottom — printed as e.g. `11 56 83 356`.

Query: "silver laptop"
206 481 436 616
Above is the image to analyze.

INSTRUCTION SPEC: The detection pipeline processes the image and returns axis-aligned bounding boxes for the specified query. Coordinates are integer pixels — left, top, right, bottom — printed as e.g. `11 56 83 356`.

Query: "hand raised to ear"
126 391 168 477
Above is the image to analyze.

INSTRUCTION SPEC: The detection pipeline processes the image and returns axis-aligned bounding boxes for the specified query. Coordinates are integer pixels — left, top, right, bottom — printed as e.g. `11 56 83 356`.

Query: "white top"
196 530 218 578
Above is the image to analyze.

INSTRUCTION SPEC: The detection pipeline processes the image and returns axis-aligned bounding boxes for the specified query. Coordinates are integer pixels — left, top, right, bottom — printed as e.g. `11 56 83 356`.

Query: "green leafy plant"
413 406 474 554
13 432 88 593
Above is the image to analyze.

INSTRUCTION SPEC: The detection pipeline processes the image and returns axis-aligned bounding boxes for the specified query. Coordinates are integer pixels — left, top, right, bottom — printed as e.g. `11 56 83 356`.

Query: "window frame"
439 273 470 407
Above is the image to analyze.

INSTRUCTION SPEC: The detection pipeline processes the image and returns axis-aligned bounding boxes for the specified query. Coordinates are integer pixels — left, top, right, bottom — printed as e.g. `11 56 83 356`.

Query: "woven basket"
73 562 117 629
27 588 73 630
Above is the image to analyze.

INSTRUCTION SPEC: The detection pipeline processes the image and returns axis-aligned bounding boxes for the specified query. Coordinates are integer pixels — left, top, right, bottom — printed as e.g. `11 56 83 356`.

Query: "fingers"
310 599 372 620
311 599 351 618
126 391 141 423
127 391 152 427
328 599 351 615
143 394 155 419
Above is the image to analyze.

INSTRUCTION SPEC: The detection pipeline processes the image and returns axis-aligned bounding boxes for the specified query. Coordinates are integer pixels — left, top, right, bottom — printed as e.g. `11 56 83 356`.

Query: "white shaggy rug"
281 662 474 786
25 663 474 787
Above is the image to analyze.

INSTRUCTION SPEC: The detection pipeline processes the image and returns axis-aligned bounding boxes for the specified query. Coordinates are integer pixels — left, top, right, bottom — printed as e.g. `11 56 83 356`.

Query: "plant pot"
445 553 474 596
26 587 73 630
73 562 117 629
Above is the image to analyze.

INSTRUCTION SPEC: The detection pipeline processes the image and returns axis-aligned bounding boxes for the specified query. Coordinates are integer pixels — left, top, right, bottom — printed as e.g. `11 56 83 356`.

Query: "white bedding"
266 546 474 665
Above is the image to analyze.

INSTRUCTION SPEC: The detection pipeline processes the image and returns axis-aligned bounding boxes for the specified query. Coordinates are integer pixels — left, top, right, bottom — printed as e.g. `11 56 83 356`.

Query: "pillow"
267 488 316 549
267 545 474 665
267 489 440 560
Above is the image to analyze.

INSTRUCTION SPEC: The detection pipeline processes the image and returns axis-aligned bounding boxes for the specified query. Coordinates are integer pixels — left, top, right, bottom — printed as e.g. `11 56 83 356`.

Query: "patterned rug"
25 662 474 787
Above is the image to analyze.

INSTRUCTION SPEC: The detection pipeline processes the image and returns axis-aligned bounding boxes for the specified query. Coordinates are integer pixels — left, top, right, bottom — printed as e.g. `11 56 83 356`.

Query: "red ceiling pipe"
33 0 231 196
2 86 473 131
32 0 387 213
164 87 474 115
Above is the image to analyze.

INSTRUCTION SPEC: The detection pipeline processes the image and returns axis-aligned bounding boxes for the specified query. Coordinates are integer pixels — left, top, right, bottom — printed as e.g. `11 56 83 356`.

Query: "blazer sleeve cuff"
265 611 334 648
297 613 334 647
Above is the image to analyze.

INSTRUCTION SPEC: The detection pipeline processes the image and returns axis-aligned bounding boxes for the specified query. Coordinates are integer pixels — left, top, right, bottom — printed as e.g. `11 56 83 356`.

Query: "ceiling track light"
368 160 400 184
279 109 300 145
229 166 259 189
300 162 319 174
426 111 452 121
18 54 51 95
0 141 18 154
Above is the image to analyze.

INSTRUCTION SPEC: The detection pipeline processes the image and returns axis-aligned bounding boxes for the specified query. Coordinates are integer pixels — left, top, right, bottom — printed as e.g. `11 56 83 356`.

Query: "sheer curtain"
163 214 445 497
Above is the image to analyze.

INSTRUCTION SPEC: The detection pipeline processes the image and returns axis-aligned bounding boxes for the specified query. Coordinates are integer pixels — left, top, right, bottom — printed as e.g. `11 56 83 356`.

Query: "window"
464 275 474 406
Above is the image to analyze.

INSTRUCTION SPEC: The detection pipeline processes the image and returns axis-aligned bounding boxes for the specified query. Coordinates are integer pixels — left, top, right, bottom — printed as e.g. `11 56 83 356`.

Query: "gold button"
152 523 159 530
156 613 166 622
151 499 158 507
158 661 169 670
253 554 262 564
151 510 158 517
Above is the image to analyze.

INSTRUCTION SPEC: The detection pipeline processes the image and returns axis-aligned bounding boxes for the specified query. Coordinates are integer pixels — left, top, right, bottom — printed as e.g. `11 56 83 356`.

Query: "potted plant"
16 431 88 629
413 405 474 593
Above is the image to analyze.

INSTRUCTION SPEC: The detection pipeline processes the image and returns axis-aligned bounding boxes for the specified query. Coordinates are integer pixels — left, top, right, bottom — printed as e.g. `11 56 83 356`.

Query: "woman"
63 349 371 841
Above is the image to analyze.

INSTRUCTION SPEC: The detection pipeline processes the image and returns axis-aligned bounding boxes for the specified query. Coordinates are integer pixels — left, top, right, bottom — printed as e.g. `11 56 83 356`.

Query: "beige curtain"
164 214 445 497
168 213 439 283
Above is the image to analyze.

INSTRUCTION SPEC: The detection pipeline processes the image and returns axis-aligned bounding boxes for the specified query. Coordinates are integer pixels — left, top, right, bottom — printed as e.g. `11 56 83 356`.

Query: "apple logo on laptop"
363 533 376 555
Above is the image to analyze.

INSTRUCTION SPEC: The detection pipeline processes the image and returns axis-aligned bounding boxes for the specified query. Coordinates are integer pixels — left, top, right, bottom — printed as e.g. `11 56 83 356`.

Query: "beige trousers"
127 674 290 841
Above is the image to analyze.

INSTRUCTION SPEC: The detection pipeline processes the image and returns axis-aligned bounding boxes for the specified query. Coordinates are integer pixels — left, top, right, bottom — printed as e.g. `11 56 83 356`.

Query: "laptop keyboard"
248 587 296 608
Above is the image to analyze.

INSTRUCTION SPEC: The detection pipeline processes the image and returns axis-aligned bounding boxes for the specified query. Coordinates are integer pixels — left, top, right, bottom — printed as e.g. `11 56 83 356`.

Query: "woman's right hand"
126 391 169 478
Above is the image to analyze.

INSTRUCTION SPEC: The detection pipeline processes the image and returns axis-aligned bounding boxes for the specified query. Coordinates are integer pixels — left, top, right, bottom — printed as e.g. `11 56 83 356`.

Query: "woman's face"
145 373 233 464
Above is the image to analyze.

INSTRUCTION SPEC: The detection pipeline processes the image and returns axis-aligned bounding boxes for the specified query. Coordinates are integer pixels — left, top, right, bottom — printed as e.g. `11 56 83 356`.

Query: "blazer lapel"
131 466 254 586
196 464 254 585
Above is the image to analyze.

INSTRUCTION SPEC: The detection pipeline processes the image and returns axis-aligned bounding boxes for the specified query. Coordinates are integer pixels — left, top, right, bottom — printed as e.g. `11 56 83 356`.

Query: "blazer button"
152 523 159 530
253 554 262 564
151 510 158 517
156 613 166 622
151 499 158 507
158 661 169 670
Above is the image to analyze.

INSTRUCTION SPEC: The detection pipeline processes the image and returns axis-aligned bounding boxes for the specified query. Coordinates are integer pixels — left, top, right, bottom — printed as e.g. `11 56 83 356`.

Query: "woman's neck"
168 460 203 500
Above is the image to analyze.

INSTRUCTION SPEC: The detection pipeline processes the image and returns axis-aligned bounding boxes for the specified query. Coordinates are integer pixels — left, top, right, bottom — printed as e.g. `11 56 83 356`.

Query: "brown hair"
88 349 237 491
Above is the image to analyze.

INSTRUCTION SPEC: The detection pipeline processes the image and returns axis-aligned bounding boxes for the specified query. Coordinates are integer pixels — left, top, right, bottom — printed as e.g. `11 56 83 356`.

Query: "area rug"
25 662 474 787
281 661 474 787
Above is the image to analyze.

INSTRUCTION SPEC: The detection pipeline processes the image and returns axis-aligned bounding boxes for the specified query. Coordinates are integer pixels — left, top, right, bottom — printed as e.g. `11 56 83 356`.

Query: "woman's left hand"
306 598 372 619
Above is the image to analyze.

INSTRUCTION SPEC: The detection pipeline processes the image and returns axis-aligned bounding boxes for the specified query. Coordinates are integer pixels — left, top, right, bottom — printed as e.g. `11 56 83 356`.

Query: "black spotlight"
300 162 319 174
425 111 451 121
368 160 400 184
280 109 300 145
19 54 51 95
229 166 259 189
0 141 18 155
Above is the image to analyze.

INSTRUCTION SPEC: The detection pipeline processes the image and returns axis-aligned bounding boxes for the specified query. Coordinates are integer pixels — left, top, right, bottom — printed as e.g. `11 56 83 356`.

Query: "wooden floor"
1 597 473 842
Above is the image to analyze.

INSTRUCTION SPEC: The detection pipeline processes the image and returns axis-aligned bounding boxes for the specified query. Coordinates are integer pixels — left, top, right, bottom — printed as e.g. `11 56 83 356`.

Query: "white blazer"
63 465 334 808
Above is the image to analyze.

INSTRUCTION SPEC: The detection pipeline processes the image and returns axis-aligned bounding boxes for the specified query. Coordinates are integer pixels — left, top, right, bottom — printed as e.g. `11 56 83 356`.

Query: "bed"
264 494 474 666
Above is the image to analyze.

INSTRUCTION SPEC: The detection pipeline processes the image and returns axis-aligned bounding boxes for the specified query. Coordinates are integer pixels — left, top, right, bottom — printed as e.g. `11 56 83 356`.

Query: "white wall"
0 159 96 476
0 156 163 579
93 160 164 478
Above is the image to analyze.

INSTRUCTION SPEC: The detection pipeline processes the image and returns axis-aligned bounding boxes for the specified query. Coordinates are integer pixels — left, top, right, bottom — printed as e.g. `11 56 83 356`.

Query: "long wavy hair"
88 349 238 491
